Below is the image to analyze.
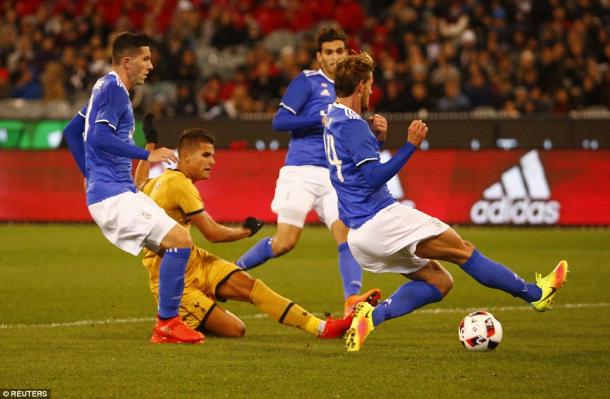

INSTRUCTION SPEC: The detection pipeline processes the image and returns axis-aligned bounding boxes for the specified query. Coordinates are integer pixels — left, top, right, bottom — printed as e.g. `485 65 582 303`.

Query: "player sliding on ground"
133 116 353 341
321 52 569 352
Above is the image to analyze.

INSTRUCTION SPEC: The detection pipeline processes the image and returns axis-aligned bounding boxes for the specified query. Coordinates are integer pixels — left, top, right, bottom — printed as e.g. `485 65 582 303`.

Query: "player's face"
361 72 373 111
127 46 153 86
316 40 346 78
183 142 216 181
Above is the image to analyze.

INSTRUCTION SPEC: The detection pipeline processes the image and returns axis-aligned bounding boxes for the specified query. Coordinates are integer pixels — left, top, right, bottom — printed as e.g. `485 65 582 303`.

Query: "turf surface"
1 225 609 398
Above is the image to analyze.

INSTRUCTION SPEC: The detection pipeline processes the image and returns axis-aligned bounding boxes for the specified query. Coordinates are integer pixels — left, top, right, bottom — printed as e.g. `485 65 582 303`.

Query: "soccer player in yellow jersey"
134 116 352 341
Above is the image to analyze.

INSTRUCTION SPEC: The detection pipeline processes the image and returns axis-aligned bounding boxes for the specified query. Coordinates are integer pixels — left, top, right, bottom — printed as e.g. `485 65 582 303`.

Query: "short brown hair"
315 27 347 52
178 128 216 152
111 32 152 65
334 52 375 97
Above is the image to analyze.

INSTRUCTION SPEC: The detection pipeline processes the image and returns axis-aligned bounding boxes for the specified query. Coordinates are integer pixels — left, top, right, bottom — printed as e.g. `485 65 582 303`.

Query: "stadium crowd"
1 0 609 118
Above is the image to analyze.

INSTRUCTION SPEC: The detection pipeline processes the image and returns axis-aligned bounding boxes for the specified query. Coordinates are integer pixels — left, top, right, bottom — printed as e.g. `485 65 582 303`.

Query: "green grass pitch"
1 225 609 398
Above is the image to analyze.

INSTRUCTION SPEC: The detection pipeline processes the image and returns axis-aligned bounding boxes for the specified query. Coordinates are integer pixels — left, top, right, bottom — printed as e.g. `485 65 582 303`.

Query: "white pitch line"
0 302 608 330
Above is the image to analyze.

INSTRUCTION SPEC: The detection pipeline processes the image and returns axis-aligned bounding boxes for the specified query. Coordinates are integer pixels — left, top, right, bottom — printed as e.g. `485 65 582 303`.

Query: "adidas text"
470 198 560 225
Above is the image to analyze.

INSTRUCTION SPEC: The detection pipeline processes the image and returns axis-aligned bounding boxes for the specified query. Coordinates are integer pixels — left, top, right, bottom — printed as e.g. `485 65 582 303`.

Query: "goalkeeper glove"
142 113 158 143
243 217 264 237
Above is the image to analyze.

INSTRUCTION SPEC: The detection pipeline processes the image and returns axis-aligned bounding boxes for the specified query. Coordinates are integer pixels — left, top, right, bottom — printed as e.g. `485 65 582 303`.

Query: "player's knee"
436 271 454 297
163 225 193 249
224 320 246 338
272 236 297 256
454 239 475 264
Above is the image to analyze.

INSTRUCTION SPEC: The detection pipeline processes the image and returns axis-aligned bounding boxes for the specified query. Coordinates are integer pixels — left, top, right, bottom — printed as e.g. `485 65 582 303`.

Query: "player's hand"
369 114 388 142
142 113 158 143
407 119 428 148
243 217 264 237
148 147 177 163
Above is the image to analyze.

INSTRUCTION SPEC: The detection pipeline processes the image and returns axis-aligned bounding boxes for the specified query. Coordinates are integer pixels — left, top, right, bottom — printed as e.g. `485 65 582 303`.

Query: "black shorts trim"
196 302 217 333
214 268 242 302
278 302 295 324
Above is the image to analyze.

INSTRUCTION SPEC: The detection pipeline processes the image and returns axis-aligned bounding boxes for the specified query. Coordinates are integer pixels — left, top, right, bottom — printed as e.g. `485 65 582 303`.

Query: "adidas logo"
470 150 560 225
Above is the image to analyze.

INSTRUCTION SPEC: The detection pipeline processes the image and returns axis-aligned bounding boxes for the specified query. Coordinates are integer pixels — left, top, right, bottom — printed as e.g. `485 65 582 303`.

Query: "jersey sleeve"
95 83 127 130
175 177 204 216
141 177 156 196
344 119 380 167
63 106 87 176
279 73 311 115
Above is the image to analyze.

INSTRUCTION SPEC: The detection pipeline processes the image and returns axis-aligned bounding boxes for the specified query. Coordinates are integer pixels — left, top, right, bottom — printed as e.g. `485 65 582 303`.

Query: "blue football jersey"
279 69 336 167
83 72 137 205
323 103 395 228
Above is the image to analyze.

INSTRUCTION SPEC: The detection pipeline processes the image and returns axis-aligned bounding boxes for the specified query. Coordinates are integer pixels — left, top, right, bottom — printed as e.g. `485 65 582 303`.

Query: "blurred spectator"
40 61 67 102
430 56 461 95
89 47 110 80
464 67 493 108
198 74 224 117
171 83 198 117
436 79 471 112
175 49 199 83
249 60 281 103
31 36 59 75
224 83 255 118
377 80 407 113
11 61 42 99
211 9 247 49
404 82 433 112
551 88 572 115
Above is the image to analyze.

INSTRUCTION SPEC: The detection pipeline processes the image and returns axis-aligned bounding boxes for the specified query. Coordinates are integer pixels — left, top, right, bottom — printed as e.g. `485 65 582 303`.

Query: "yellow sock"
249 279 322 336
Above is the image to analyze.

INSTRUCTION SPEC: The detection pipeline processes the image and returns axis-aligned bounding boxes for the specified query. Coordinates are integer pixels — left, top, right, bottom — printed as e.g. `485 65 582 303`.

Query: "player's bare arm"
190 212 255 243
134 142 156 191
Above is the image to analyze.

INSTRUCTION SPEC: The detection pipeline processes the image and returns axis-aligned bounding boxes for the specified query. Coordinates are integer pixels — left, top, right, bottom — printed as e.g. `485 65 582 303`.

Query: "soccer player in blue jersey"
322 52 569 352
63 32 203 344
236 27 380 315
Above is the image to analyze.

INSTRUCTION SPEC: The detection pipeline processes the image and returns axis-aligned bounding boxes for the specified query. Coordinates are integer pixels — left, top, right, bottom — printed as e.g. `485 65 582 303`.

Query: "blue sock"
236 237 275 270
461 249 542 303
157 247 191 319
338 243 362 299
372 281 442 326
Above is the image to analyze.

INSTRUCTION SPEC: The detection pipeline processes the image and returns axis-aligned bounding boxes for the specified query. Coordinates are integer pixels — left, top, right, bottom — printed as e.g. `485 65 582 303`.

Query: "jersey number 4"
324 133 344 182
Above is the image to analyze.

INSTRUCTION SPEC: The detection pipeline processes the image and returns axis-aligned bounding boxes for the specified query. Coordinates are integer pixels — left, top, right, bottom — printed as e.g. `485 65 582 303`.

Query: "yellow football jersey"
141 169 204 279
141 169 204 229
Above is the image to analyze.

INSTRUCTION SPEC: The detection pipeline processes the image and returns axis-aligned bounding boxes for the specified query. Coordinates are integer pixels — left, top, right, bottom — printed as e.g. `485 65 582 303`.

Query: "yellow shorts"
142 246 242 329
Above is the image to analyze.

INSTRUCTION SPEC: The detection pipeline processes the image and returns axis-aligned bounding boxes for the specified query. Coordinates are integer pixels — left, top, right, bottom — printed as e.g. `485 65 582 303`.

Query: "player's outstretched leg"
530 260 568 312
218 271 352 339
415 229 567 309
153 247 204 344
460 249 544 303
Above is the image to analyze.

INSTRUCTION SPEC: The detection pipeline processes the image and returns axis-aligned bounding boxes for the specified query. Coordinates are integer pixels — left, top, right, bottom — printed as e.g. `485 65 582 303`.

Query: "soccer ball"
458 311 503 351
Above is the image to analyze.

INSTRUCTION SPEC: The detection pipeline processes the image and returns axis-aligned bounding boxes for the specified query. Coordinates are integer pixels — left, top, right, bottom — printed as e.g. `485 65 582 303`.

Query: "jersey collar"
109 71 130 96
318 69 334 84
